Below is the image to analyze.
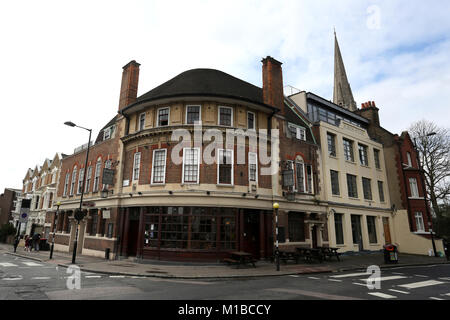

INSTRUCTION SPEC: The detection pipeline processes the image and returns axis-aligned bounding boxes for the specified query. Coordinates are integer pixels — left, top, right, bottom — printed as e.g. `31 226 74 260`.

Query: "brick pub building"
51 57 323 261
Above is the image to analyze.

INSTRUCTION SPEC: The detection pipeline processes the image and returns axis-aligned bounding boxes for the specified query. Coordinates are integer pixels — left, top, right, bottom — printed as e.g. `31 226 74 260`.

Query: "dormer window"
186 105 201 124
288 124 306 141
218 106 233 127
158 107 170 127
139 113 146 131
406 152 413 167
103 125 115 141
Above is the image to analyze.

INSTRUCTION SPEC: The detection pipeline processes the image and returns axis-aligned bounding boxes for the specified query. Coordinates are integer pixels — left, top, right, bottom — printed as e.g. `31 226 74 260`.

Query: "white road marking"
414 275 428 278
445 293 450 296
22 262 43 267
392 272 404 275
0 262 18 267
388 289 410 295
32 277 51 280
85 275 102 278
109 275 125 278
328 279 343 282
352 282 367 286
362 276 407 283
399 280 446 289
368 292 397 299
429 297 444 301
2 277 23 281
288 275 299 278
439 277 450 281
308 277 320 280
330 272 369 278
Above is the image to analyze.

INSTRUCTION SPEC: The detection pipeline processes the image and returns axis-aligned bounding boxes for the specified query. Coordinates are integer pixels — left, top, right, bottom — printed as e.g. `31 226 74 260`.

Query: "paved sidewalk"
1 243 448 279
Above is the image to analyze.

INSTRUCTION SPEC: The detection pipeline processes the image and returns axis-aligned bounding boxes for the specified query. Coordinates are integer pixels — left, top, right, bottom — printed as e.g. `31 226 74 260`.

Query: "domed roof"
122 68 278 112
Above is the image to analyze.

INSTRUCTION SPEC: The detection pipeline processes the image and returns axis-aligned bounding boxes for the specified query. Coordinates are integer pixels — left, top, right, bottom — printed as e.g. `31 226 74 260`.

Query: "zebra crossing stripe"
85 275 102 278
362 276 407 282
399 280 445 289
330 272 369 278
388 289 410 295
429 297 444 301
32 277 51 280
368 292 397 299
22 262 43 267
0 263 18 267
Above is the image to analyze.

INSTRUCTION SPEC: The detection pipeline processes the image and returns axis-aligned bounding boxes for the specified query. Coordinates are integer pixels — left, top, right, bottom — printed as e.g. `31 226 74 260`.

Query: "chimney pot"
118 60 140 112
262 56 284 113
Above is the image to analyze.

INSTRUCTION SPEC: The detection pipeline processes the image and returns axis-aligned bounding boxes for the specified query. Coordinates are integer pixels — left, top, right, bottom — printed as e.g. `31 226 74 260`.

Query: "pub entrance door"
126 208 140 257
242 210 260 259
311 226 318 248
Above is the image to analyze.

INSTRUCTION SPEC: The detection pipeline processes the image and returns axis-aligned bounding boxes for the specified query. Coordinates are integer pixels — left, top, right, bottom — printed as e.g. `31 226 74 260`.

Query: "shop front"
119 206 273 262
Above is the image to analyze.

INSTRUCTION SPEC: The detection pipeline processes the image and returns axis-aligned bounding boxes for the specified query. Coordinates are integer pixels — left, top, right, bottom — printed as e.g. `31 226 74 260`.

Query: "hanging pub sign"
102 168 114 185
282 170 294 187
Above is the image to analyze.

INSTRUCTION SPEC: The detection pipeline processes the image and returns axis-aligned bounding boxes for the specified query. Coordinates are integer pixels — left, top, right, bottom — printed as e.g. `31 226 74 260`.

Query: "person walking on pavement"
32 233 41 252
24 235 30 252
13 236 19 253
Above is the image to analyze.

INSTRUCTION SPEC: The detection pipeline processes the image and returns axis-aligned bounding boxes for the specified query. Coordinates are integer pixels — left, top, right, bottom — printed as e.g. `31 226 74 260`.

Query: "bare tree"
408 120 450 218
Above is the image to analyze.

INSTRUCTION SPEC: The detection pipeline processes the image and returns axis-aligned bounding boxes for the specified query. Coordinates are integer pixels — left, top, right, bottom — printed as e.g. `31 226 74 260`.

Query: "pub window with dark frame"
327 133 336 157
219 107 232 126
158 108 169 126
247 111 255 130
186 105 200 124
367 216 377 244
143 207 236 250
330 170 340 195
358 144 369 166
374 149 381 169
288 212 305 242
378 181 385 202
362 177 372 200
347 174 358 198
90 214 98 236
343 138 354 162
107 223 114 238
183 148 199 183
334 213 344 245
218 149 233 185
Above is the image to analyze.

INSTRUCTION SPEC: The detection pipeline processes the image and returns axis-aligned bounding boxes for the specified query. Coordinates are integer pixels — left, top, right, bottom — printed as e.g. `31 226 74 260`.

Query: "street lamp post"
273 202 280 271
64 121 92 264
413 133 438 257
49 201 61 259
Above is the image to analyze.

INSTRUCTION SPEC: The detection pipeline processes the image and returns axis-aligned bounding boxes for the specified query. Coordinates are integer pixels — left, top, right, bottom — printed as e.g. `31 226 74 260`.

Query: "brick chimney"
262 56 285 114
118 60 140 112
355 100 380 126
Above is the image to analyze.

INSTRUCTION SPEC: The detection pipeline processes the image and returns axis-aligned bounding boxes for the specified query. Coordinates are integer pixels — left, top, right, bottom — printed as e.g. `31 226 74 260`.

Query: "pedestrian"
32 233 41 252
24 235 30 252
13 236 19 253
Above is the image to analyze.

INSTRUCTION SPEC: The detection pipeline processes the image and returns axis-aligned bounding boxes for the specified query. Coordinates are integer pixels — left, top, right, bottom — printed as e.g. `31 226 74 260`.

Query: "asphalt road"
1 252 449 300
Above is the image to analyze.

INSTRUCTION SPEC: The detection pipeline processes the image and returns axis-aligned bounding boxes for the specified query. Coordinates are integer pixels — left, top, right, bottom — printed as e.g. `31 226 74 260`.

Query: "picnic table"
296 247 324 263
223 251 257 268
317 246 340 261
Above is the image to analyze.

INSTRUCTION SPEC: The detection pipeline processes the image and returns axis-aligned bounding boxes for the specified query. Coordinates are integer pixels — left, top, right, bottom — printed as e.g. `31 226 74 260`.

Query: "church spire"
333 32 357 111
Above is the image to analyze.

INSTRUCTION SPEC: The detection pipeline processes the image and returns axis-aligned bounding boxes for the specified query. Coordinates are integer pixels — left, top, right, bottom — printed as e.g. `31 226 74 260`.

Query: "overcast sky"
1 0 449 192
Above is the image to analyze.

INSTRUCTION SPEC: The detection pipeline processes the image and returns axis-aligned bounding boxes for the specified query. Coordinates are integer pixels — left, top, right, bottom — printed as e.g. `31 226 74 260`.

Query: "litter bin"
383 244 398 264
105 248 110 260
